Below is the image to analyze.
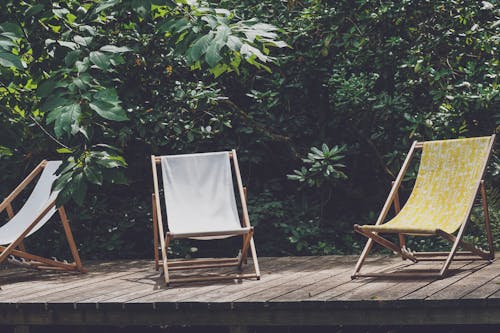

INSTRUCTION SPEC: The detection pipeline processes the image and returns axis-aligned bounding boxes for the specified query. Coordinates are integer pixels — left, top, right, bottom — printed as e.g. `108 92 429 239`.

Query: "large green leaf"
64 50 81 67
186 33 214 64
100 45 132 53
0 39 15 52
94 88 120 104
89 100 128 121
70 172 88 206
0 52 24 69
89 51 111 70
205 41 224 68
94 0 121 13
47 104 82 137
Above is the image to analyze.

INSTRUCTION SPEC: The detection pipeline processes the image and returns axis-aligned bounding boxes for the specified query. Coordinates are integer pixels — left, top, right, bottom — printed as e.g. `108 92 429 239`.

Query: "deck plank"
130 256 317 303
426 260 500 300
1 254 499 327
307 256 414 301
462 273 500 299
342 260 482 301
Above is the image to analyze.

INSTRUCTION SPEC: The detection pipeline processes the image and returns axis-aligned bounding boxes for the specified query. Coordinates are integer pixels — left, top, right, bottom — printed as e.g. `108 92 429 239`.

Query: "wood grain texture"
1 254 499 327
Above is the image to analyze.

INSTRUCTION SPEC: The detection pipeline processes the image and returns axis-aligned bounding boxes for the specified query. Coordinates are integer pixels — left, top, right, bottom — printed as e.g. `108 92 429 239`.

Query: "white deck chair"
151 150 260 285
0 160 84 272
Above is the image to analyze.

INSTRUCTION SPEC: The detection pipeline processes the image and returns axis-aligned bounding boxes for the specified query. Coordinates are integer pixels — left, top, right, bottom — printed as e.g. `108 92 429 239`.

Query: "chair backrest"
160 152 242 235
396 136 493 233
0 161 62 245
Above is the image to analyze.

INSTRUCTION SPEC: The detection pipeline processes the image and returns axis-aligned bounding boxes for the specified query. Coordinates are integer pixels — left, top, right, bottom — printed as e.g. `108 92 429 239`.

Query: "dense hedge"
0 0 498 260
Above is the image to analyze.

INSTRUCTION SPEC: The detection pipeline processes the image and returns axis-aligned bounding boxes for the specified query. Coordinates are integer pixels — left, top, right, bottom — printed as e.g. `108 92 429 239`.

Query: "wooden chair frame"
151 150 261 286
0 160 85 272
352 135 496 279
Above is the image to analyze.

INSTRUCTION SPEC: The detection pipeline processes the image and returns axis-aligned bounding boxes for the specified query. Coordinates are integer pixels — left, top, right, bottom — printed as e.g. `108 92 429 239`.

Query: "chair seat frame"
151 150 261 286
0 160 85 273
352 136 496 279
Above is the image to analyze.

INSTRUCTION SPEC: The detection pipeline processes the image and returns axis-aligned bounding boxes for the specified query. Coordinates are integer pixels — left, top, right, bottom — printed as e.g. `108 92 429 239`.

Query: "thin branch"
29 115 71 150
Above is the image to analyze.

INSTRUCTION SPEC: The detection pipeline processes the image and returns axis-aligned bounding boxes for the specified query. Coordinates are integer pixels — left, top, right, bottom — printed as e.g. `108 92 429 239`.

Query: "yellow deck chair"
150 150 260 286
352 135 495 279
0 160 85 273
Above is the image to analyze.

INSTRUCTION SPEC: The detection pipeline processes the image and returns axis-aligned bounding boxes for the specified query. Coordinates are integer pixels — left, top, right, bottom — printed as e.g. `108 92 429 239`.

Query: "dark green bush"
1 0 498 260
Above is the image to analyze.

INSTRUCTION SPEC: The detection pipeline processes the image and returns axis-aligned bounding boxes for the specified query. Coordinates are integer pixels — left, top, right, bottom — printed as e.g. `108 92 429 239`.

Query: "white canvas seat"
151 150 260 285
0 160 84 272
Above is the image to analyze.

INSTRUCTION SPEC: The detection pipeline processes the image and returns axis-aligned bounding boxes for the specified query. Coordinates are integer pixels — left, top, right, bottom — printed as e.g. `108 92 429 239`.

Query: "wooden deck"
0 255 499 329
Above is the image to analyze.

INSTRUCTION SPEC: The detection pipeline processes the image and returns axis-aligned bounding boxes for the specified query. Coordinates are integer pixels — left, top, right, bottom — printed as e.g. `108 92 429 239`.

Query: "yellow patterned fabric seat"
359 137 492 235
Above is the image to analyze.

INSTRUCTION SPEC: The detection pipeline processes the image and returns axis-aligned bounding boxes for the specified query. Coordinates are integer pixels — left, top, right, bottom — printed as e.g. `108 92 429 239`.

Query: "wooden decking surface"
0 255 499 327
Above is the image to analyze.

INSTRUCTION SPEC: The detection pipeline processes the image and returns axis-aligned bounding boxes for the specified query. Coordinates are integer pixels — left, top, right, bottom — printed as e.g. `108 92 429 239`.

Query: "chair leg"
249 237 260 279
352 238 374 279
163 233 171 285
480 180 494 260
438 221 472 278
58 206 85 272
238 228 253 269
152 193 160 271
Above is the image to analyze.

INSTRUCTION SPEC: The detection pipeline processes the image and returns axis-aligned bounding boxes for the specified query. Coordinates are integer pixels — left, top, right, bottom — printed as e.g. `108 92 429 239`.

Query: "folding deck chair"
0 160 84 272
151 150 261 285
352 135 496 279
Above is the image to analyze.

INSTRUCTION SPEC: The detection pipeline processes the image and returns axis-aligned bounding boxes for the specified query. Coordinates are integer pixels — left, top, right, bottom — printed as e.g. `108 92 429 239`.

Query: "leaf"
56 148 73 154
94 0 121 13
187 33 214 64
74 35 93 47
0 23 23 37
70 173 87 206
64 50 81 66
0 39 15 52
240 44 268 62
76 58 89 72
100 45 132 53
0 145 13 157
48 104 82 137
89 100 128 121
58 41 78 50
84 166 103 185
0 52 25 69
25 4 44 17
205 41 223 67
54 175 73 206
94 88 119 104
89 51 111 70
41 95 71 113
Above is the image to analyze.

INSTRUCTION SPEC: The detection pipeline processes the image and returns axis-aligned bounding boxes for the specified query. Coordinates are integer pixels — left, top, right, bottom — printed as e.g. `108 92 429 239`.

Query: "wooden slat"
338 260 481 301
1 261 149 303
426 260 499 300
2 255 500 328
400 260 495 300
98 257 274 304
187 256 328 303
311 257 416 301
271 256 387 302
462 273 500 299
127 256 313 304
1 255 499 306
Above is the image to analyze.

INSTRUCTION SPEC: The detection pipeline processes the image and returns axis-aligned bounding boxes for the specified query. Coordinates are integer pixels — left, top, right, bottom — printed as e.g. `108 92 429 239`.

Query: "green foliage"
0 0 286 206
0 0 498 259
288 144 347 188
